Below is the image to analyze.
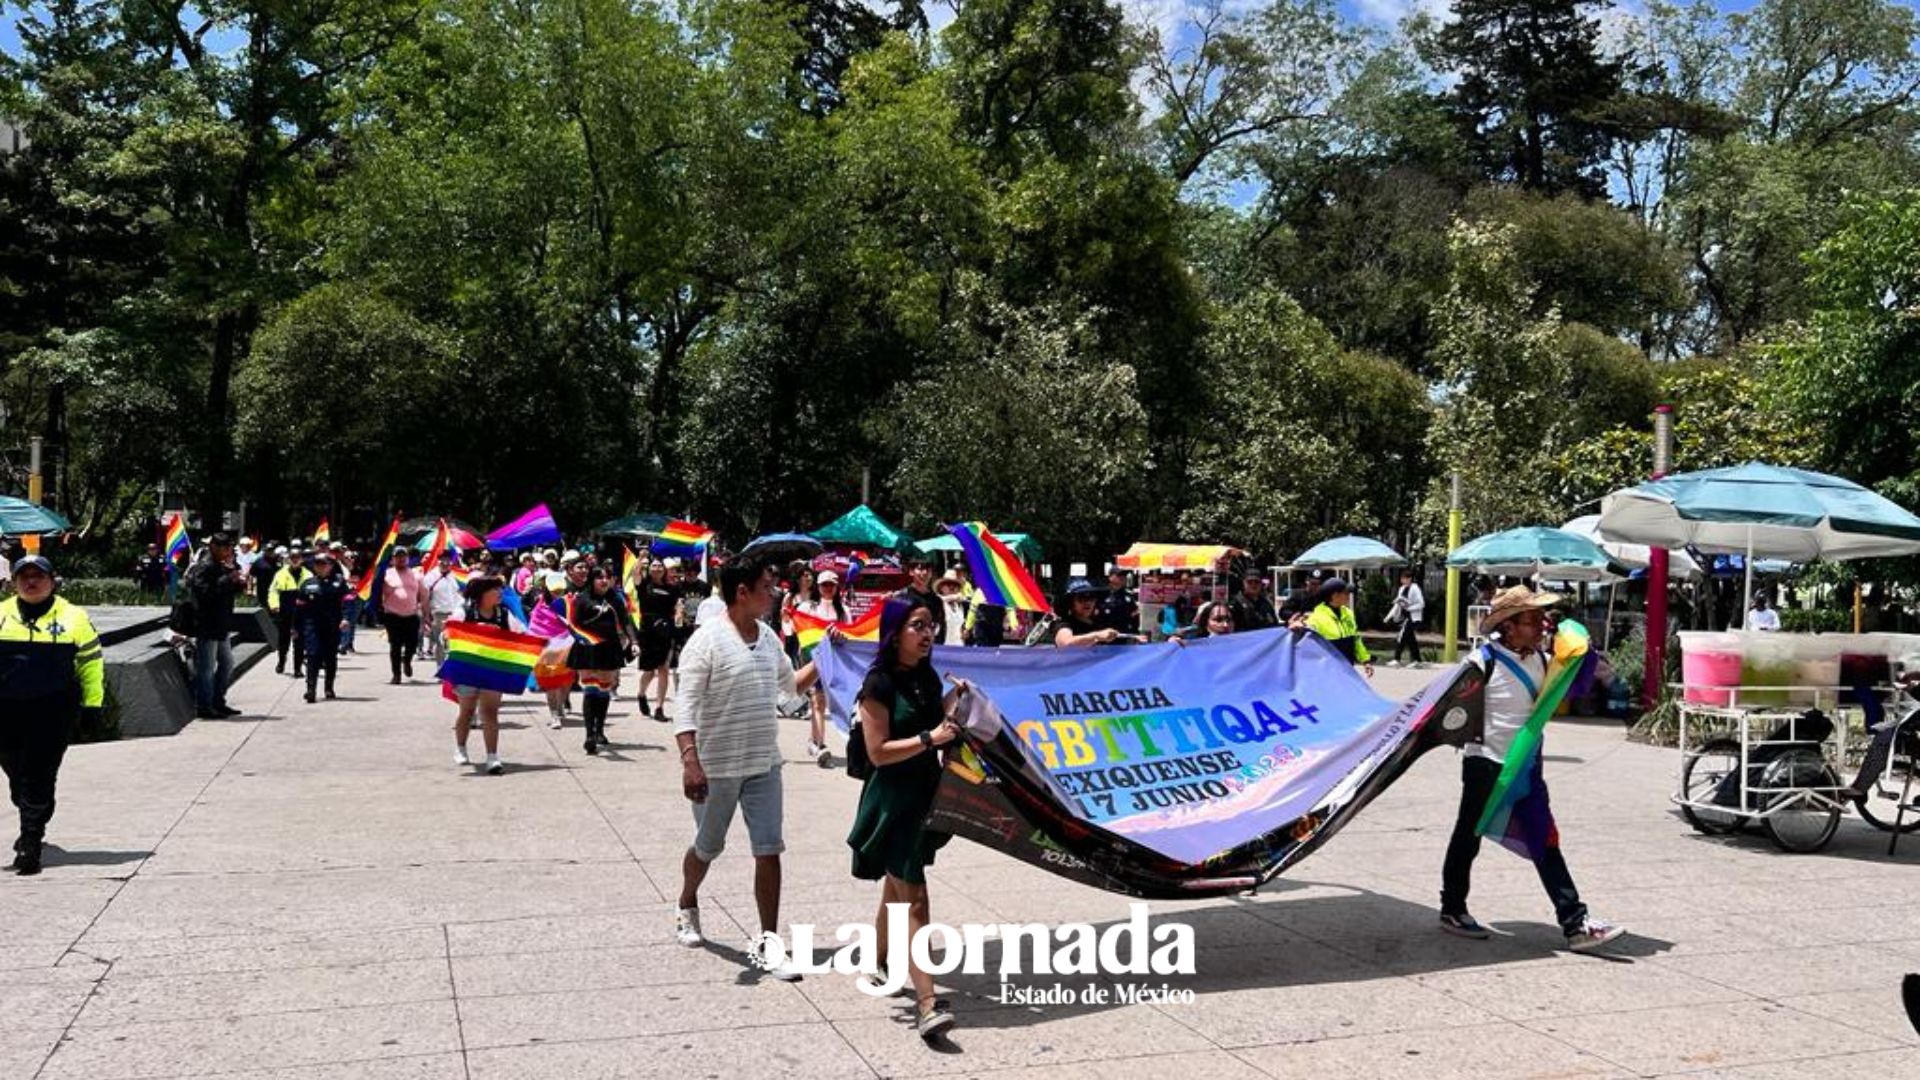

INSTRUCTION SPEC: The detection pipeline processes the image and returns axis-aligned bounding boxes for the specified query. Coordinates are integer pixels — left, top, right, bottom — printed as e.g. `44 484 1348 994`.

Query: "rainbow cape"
790 605 883 652
947 522 1050 613
650 519 712 559
1474 620 1598 861
355 515 403 603
312 519 330 544
562 594 607 645
438 620 547 695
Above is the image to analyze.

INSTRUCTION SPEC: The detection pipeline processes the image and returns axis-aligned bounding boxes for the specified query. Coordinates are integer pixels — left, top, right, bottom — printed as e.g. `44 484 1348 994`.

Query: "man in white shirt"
1389 568 1426 666
420 562 465 660
1439 586 1622 952
672 559 819 977
1745 594 1781 632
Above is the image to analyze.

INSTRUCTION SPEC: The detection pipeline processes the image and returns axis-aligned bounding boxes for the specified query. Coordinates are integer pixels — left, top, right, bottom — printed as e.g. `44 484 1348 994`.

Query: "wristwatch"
918 731 934 751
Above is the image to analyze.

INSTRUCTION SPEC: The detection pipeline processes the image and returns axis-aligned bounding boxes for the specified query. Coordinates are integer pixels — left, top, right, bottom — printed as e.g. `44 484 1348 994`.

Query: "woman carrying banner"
847 596 966 1040
1053 578 1125 646
1177 600 1236 641
565 565 639 755
447 577 526 776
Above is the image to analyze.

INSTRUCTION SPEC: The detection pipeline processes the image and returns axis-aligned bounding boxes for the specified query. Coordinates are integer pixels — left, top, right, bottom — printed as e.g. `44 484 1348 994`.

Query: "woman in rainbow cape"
439 576 536 776
1439 586 1625 952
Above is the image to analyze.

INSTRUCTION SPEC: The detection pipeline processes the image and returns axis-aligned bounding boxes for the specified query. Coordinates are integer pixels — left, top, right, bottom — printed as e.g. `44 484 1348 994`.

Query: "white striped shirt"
672 617 794 778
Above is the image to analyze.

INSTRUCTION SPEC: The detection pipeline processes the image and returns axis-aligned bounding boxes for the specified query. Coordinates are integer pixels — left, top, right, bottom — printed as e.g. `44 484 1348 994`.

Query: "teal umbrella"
1291 535 1405 570
1446 526 1614 582
916 531 1046 562
592 513 672 538
0 496 70 536
1598 461 1920 610
812 504 921 554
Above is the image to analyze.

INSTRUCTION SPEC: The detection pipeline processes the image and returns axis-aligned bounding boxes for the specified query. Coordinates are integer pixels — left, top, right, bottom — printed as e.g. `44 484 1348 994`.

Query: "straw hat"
935 570 964 595
1479 586 1562 636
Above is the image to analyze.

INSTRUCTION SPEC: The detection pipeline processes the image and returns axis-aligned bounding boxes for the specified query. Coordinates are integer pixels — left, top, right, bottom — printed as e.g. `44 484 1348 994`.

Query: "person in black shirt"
294 550 353 704
1233 574 1279 632
633 559 679 721
184 532 247 719
892 554 946 643
133 544 169 597
1096 569 1139 636
1054 578 1125 646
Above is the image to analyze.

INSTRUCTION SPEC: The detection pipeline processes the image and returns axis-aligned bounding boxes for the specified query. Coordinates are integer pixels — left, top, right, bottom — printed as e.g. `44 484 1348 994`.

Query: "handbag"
845 720 873 779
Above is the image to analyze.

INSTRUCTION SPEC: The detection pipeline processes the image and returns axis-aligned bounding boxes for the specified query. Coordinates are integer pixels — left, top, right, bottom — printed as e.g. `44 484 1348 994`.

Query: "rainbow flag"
355 515 403 603
445 547 472 588
419 518 450 574
312 518 330 544
650 519 712 559
438 620 547 695
163 512 190 565
790 604 884 653
1475 620 1598 862
947 522 1050 613
620 546 641 626
486 503 563 550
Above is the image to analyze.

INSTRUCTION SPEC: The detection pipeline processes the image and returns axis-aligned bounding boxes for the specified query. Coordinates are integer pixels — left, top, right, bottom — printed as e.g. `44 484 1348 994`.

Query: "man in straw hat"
1438 586 1623 952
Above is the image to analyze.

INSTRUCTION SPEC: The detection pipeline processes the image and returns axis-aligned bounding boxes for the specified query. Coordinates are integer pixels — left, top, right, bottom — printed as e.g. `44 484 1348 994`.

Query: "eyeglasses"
904 619 935 633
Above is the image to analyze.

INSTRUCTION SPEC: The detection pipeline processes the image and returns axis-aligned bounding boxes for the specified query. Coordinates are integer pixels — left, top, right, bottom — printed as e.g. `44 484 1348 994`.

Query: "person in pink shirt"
381 548 425 684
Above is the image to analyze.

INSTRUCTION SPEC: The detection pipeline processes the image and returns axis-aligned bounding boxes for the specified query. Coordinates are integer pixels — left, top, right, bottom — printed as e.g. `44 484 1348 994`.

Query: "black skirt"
568 639 625 671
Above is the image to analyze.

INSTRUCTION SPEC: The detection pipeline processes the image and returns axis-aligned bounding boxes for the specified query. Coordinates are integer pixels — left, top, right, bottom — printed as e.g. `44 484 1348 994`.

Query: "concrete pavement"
3 645 1917 1078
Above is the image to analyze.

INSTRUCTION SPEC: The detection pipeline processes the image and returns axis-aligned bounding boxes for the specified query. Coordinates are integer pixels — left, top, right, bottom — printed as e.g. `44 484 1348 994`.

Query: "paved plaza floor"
5 642 1918 1079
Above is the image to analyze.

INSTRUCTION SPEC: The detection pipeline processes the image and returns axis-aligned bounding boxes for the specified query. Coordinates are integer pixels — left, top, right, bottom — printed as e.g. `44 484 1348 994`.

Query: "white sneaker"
674 906 703 947
1567 917 1625 953
547 711 564 730
485 755 504 776
454 745 470 767
748 934 802 981
814 741 832 768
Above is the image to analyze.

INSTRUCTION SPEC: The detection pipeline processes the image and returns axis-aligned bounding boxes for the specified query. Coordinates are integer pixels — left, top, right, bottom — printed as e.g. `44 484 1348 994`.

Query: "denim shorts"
690 765 784 861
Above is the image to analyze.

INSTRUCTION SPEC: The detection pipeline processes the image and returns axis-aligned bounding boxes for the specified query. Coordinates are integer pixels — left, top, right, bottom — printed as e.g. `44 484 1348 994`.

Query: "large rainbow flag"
790 605 883 653
418 518 450 574
650 519 712 559
1474 620 1598 862
163 512 190 565
485 503 563 550
438 620 547 694
947 522 1050 613
355 515 403 603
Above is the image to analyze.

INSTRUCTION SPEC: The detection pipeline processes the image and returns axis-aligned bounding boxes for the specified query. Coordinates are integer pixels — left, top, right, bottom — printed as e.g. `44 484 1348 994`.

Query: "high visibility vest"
269 565 309 612
0 594 105 707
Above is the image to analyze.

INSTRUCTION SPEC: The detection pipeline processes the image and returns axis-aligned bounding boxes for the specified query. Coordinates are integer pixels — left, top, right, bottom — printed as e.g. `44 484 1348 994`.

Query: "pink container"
1680 632 1743 706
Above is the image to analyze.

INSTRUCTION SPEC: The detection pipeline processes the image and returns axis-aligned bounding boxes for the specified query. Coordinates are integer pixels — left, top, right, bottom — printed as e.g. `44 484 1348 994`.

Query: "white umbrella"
1562 515 1703 579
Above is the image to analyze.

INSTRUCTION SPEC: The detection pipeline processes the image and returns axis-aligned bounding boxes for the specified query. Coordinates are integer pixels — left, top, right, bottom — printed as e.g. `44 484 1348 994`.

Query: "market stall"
1114 542 1245 638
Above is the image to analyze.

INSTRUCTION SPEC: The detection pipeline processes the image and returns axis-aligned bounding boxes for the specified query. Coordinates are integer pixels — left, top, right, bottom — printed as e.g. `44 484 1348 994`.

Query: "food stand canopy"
811 504 922 553
1290 535 1405 570
1115 543 1242 572
917 531 1046 562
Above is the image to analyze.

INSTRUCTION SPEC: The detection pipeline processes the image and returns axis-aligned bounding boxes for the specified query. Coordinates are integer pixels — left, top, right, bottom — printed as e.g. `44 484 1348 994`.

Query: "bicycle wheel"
1854 755 1920 834
1681 738 1748 836
1760 749 1842 854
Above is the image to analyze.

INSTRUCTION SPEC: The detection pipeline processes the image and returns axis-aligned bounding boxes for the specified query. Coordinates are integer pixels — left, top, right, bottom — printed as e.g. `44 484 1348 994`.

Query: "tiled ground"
4 644 1915 1078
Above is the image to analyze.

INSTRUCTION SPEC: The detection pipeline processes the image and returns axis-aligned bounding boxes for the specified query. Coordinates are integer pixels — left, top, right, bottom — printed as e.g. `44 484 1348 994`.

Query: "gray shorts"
690 766 784 861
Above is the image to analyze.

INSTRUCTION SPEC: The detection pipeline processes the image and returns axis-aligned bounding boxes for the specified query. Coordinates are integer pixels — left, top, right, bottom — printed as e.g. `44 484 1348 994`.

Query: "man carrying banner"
1439 586 1623 952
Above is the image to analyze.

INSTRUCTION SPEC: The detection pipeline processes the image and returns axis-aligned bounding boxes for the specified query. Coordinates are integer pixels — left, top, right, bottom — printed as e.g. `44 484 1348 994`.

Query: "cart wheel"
1760 749 1842 854
1681 738 1749 835
1854 756 1920 834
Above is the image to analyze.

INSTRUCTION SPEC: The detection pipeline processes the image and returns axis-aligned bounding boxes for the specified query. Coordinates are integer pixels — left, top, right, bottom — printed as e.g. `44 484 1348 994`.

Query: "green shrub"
1358 573 1393 629
1780 608 1848 633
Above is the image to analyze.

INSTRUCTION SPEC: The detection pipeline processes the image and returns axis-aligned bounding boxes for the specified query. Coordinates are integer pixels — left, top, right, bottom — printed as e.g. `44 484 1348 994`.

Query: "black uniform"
133 553 168 596
1234 590 1280 632
1096 587 1139 636
296 569 353 699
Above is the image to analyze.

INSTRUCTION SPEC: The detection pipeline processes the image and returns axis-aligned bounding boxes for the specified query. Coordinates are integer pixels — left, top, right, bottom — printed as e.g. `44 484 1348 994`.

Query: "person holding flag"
1438 587 1623 952
444 576 529 775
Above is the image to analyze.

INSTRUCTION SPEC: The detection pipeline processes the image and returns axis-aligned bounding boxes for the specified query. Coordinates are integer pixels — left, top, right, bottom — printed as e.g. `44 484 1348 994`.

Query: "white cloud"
1351 0 1451 29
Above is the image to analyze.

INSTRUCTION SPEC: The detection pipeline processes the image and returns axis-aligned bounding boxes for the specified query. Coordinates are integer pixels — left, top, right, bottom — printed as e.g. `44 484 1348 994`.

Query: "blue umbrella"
1446 526 1614 582
1291 535 1405 570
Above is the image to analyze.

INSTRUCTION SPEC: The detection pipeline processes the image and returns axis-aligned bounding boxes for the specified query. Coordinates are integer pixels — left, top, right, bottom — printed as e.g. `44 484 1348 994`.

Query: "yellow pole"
23 436 42 554
1853 581 1863 633
1444 472 1462 662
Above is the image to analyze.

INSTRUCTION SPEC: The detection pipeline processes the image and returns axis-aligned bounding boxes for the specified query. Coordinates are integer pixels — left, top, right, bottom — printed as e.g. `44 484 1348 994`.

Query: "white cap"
330 541 344 551
561 549 581 564
818 570 839 585
541 548 559 562
274 546 289 557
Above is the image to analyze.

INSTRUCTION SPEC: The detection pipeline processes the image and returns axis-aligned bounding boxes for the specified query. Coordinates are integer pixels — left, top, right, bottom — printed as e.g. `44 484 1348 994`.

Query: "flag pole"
1444 472 1462 662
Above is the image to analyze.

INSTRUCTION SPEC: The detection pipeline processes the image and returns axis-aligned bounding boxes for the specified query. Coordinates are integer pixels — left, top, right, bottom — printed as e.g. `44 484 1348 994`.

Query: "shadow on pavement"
40 844 152 867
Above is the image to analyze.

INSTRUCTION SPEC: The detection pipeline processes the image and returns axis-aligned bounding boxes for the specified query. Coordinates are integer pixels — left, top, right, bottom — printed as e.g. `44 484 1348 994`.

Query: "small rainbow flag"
438 620 547 695
790 604 884 652
620 546 641 626
445 547 472 588
355 515 402 603
163 512 190 565
419 518 450 574
650 519 713 559
947 522 1050 613
312 518 330 544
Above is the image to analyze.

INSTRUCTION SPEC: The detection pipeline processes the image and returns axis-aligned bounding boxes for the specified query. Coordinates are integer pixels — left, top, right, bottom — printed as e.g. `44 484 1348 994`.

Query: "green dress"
847 667 951 885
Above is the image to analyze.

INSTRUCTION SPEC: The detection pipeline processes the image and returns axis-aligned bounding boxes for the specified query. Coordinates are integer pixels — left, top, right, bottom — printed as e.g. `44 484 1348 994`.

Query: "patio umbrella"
812 504 921 554
410 522 486 552
592 512 672 538
1291 535 1406 570
0 496 70 536
739 532 823 565
1446 526 1615 582
917 531 1046 562
1561 515 1703 580
1598 462 1920 611
397 516 481 542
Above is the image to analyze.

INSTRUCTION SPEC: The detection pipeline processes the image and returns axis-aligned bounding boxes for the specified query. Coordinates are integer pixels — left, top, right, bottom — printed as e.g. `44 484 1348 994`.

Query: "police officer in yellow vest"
0 556 103 875
1303 577 1374 679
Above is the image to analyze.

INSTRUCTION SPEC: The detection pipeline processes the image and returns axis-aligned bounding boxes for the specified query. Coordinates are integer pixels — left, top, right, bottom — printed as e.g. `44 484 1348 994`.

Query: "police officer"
295 550 352 703
0 556 103 875
269 547 309 677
